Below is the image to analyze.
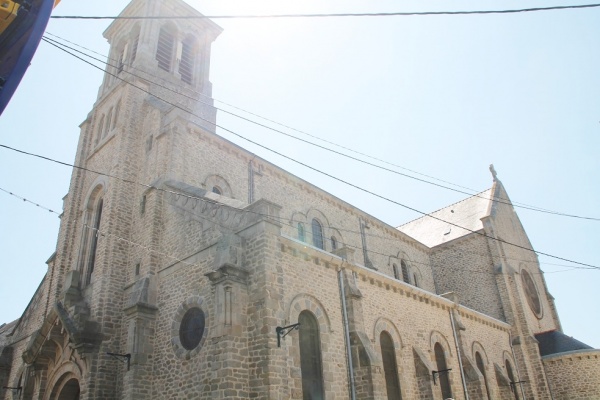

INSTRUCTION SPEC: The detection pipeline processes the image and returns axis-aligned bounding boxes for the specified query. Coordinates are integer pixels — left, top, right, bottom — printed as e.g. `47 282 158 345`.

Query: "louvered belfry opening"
179 36 196 84
130 28 140 63
156 25 175 71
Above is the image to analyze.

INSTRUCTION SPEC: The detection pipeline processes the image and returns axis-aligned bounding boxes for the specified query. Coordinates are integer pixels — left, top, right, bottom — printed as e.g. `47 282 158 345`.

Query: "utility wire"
42 33 600 222
37 37 599 269
0 187 60 215
4 168 580 273
0 185 589 276
50 3 600 20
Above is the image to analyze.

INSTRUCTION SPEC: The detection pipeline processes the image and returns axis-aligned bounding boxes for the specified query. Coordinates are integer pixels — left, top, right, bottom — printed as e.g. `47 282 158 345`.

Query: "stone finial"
489 164 498 181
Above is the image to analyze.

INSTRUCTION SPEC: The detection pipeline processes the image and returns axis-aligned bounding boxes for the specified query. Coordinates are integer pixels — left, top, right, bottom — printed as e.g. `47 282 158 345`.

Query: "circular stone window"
172 297 208 359
179 307 205 350
521 269 542 318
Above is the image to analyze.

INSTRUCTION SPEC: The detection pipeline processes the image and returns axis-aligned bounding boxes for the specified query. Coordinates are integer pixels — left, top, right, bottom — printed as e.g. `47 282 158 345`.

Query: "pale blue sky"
0 0 598 348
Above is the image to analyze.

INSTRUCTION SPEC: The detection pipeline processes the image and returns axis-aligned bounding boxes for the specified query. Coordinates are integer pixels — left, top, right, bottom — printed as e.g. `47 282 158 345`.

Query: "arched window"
179 35 197 85
112 100 121 130
96 115 105 145
413 273 419 288
156 25 176 71
475 352 491 400
505 360 519 400
298 310 324 400
393 263 400 280
434 343 452 400
298 223 305 242
104 108 113 137
130 25 140 63
400 260 410 284
212 186 222 195
331 236 337 251
380 331 402 400
311 218 324 250
79 192 104 286
117 42 128 73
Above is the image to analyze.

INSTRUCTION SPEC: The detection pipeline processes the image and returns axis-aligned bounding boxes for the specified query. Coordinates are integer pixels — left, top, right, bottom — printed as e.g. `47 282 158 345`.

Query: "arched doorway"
57 379 79 400
49 375 80 400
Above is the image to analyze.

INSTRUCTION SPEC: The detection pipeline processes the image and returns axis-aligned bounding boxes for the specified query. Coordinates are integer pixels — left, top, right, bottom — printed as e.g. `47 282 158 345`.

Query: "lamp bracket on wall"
275 323 300 347
510 380 527 392
432 368 452 385
107 352 131 371
2 387 22 394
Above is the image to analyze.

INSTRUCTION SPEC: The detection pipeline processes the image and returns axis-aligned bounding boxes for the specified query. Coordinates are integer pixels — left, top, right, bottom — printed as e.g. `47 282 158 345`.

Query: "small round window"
179 307 205 350
521 269 542 318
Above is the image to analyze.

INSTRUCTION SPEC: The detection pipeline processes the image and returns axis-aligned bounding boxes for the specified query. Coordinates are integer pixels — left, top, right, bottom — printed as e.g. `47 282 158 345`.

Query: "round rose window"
521 269 542 318
179 307 205 350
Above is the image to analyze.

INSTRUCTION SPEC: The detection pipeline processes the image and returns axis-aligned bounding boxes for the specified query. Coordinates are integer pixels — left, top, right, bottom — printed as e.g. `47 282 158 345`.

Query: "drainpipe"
338 268 356 400
509 333 527 400
449 309 469 400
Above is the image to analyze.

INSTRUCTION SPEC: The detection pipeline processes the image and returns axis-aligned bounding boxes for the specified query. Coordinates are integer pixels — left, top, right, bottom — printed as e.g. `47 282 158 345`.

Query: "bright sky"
0 0 598 349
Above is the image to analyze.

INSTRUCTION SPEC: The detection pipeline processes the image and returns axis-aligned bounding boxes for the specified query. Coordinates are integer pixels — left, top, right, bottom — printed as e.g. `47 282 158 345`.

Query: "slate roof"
397 188 493 248
535 330 594 357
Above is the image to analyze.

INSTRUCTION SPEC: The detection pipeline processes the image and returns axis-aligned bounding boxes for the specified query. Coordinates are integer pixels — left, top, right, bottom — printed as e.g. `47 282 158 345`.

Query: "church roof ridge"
396 187 493 229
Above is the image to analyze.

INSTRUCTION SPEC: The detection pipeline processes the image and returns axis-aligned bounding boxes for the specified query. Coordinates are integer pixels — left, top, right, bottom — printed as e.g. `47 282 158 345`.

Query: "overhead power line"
0 185 592 276
42 33 600 222
50 3 600 20
37 38 599 269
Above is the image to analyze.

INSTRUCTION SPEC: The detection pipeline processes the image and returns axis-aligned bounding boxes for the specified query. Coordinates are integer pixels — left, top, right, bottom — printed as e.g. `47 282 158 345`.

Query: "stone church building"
1 0 599 399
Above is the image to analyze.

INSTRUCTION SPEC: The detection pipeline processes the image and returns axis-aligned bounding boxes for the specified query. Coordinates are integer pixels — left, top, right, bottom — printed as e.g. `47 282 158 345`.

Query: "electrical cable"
0 185 590 276
42 33 600 222
50 3 600 20
19 39 600 269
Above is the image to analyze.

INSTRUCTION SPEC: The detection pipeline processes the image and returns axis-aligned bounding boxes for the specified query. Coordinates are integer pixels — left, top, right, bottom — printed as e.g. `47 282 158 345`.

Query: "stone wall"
543 350 600 400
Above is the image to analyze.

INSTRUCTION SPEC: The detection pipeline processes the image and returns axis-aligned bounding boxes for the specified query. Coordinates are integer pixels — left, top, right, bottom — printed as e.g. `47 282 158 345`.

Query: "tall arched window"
380 331 402 400
475 351 491 400
505 360 519 400
156 25 176 71
311 218 324 250
434 343 452 400
112 100 121 130
298 223 305 242
179 35 197 85
298 310 324 400
400 260 410 284
104 108 113 137
130 25 140 63
96 115 105 145
117 41 128 73
80 191 104 286
331 236 337 251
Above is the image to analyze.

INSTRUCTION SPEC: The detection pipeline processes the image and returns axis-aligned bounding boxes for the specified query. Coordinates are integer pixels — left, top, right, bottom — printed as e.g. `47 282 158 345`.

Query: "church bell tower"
43 1 222 398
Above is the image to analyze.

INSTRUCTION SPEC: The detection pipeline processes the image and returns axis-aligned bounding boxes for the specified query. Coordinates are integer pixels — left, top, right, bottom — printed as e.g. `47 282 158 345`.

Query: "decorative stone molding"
373 317 403 351
287 294 331 334
205 265 248 286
